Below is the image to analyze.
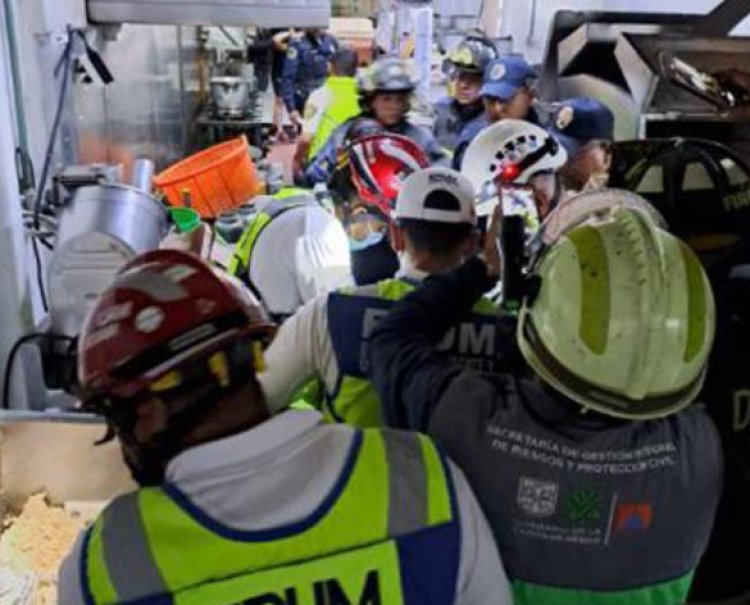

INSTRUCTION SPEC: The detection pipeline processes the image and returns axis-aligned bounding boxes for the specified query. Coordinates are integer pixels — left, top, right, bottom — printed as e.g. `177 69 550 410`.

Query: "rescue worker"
550 97 615 193
370 199 723 605
301 57 447 187
610 138 750 603
453 55 539 170
294 46 360 171
270 29 294 140
280 28 339 131
345 132 429 285
246 28 273 92
461 119 568 223
58 249 513 605
434 37 498 153
260 167 507 427
228 189 352 322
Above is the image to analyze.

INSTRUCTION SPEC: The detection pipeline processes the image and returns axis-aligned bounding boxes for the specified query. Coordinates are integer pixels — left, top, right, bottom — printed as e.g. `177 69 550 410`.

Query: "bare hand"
482 203 503 279
289 110 303 127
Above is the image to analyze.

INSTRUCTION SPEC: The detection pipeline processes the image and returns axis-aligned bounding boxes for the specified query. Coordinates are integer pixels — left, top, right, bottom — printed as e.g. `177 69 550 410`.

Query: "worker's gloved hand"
715 68 750 120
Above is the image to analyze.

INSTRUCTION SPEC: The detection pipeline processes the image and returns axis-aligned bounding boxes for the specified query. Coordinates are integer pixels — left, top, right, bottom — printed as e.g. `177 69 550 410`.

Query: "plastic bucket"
169 207 201 233
154 136 260 218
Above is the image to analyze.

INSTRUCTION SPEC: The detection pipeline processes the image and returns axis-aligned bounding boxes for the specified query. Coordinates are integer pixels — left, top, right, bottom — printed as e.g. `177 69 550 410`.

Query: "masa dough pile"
0 493 87 605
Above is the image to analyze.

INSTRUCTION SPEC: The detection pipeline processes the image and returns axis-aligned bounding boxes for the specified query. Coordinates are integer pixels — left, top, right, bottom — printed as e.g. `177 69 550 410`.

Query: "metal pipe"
2 0 30 160
130 158 154 193
176 25 189 154
0 20 33 410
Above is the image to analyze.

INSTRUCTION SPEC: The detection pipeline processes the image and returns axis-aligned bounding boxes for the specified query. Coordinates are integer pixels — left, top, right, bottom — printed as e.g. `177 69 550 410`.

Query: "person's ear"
389 222 406 253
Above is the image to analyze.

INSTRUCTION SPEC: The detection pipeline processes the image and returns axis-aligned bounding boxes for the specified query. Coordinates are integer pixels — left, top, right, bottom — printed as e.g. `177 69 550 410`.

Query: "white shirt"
301 84 333 137
248 200 353 317
259 266 427 413
58 411 512 605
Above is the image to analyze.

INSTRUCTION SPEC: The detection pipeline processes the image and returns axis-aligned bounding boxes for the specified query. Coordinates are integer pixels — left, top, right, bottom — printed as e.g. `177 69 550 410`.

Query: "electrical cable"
33 28 74 230
28 28 76 313
2 333 75 409
31 242 48 311
27 27 114 314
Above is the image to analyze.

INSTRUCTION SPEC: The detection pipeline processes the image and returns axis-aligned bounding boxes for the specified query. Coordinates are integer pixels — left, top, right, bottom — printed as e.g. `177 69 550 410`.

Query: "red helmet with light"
347 133 430 218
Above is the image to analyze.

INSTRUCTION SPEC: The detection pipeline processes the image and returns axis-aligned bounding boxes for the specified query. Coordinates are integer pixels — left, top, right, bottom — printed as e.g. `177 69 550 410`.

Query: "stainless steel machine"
48 164 168 339
5 160 168 414
537 1 750 162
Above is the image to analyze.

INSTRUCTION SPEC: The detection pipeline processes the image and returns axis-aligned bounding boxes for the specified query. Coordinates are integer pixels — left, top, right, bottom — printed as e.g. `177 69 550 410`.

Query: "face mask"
349 230 385 251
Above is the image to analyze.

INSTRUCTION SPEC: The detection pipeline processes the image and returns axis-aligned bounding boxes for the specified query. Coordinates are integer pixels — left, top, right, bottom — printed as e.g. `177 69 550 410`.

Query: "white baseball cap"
394 167 477 226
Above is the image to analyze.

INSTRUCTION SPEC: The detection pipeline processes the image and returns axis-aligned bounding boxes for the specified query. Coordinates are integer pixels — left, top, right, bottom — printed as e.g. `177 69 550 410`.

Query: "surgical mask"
349 230 385 251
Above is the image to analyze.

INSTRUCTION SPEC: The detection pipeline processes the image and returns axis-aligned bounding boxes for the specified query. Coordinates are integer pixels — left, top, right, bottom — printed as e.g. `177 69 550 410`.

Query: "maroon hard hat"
78 250 274 403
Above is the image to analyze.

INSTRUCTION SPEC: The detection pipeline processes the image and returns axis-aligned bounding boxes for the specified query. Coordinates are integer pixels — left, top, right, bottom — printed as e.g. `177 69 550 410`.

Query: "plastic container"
169 207 201 233
153 136 260 218
215 212 245 244
237 203 257 226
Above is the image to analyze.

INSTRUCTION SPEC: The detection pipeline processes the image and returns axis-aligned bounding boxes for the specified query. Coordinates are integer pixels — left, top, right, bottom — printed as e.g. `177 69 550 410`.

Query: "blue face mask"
349 230 386 252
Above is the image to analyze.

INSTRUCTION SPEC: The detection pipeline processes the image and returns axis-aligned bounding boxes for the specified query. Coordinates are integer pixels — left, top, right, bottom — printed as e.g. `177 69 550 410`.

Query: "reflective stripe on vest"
325 278 499 427
227 192 317 278
81 429 460 605
307 77 360 161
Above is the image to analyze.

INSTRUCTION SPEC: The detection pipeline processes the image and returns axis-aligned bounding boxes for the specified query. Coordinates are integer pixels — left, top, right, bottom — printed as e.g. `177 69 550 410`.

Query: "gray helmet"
358 57 416 95
445 37 498 75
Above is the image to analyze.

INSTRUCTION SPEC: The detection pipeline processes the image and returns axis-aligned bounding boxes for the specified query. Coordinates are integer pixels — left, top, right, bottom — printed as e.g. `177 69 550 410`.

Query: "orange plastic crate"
154 136 260 218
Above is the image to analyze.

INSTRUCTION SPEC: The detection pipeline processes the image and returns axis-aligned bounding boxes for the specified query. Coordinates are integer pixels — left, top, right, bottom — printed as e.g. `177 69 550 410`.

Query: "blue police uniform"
549 97 615 157
452 56 540 170
433 97 484 153
300 117 449 187
280 32 338 113
452 107 541 171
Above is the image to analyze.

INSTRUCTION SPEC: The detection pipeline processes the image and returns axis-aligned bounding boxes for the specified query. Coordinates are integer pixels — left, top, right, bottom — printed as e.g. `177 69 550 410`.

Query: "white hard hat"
462 119 568 216
394 167 477 226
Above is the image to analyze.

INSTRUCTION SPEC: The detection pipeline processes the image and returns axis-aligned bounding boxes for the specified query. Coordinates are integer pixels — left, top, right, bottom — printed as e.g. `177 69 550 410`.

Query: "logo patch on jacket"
517 477 559 518
615 503 653 531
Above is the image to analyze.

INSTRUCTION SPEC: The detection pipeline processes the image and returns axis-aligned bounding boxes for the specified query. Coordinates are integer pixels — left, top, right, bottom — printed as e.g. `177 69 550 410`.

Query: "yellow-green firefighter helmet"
518 205 715 419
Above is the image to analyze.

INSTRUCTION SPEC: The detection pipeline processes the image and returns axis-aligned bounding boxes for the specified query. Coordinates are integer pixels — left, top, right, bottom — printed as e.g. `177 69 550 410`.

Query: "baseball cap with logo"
550 97 615 157
395 168 477 226
480 56 538 101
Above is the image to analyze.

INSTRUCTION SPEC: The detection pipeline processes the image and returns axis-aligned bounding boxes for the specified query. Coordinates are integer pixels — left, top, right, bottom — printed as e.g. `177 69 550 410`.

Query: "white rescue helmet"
462 119 567 217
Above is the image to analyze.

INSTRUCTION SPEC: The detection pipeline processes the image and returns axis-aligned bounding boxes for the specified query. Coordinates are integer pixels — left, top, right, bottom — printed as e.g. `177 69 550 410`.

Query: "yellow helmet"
518 206 715 419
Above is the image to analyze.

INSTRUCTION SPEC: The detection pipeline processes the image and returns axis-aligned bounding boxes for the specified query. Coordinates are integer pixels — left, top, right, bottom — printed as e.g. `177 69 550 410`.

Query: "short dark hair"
398 219 474 257
332 48 359 77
